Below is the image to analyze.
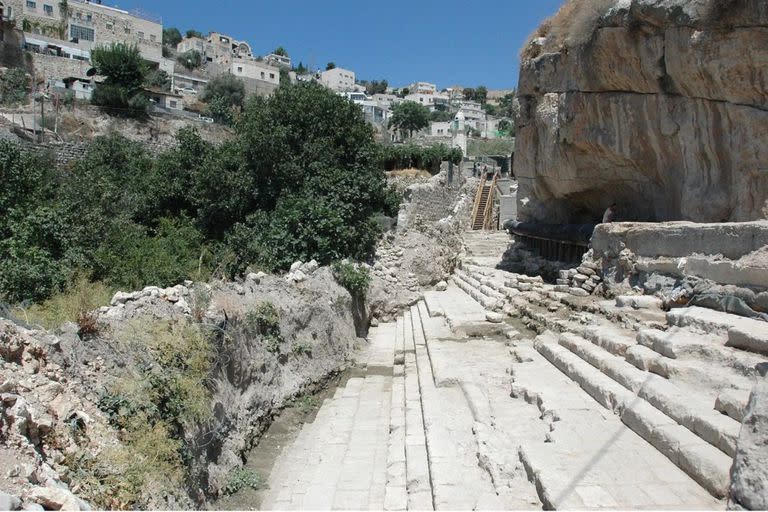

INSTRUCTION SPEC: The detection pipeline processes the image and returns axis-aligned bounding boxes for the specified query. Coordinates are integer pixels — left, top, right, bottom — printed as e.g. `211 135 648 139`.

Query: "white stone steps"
557 332 742 458
401 309 434 510
637 327 765 378
667 306 768 356
385 320 407 511
534 334 733 499
512 334 721 509
410 303 511 510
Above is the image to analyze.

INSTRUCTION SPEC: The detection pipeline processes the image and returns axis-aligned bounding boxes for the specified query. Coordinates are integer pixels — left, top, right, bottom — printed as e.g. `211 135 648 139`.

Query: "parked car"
198 115 214 124
178 87 197 95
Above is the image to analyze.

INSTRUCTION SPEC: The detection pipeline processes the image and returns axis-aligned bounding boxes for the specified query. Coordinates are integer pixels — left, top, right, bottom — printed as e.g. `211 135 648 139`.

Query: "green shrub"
332 261 371 298
0 68 29 105
224 468 265 495
244 301 283 353
381 144 462 173
92 217 205 291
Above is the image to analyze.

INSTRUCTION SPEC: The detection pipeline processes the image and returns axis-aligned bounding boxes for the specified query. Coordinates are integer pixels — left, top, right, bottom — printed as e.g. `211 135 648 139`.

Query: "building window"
260 71 265 79
106 22 112 29
124 27 130 34
269 73 275 79
85 13 91 22
43 4 52 14
237 66 242 73
150 34 156 42
25 0 36 8
70 24 94 41
169 100 177 108
138 31 144 40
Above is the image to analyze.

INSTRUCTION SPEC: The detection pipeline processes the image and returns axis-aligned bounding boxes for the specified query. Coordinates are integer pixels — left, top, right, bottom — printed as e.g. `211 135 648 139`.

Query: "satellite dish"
86 67 97 77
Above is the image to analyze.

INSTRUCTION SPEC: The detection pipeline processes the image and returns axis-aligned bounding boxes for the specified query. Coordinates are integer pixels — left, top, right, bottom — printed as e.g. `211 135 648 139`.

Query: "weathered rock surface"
515 0 768 224
729 363 768 510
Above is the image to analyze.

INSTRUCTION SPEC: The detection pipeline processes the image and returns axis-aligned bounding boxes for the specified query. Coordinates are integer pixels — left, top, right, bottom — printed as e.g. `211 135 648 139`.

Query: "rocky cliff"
515 0 768 224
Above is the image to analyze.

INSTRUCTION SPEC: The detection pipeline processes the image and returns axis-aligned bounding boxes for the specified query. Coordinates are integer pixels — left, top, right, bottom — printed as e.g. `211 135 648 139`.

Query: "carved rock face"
515 0 768 224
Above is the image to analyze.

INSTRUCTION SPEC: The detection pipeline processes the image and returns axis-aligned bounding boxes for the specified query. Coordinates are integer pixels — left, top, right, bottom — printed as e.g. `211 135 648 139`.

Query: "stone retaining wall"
19 139 177 166
397 162 466 229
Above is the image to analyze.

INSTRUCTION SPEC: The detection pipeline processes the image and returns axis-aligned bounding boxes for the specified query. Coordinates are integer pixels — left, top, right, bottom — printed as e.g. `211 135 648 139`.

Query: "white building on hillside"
408 81 437 95
321 67 355 92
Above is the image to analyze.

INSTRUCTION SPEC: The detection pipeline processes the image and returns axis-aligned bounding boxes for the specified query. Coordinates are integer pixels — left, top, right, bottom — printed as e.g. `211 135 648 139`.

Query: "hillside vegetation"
0 82 406 305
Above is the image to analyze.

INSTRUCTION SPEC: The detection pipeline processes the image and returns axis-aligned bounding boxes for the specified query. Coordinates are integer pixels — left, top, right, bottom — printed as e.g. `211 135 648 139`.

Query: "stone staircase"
258 262 763 508
449 260 767 504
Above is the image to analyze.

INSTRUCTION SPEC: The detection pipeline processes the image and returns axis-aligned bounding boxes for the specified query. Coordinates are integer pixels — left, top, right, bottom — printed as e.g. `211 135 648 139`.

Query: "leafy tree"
463 87 475 101
90 43 149 117
144 69 171 91
272 46 289 57
177 50 202 70
365 79 388 95
204 96 236 125
430 110 454 122
279 68 291 88
201 73 246 109
0 68 29 106
185 29 204 39
475 85 488 104
498 119 513 134
498 91 517 118
389 101 430 138
326 62 336 71
162 27 182 47
483 103 498 116
294 61 308 74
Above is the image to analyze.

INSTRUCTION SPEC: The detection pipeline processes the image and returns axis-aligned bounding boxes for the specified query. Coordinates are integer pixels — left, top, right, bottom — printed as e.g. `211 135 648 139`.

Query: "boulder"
28 487 90 511
729 364 768 510
435 281 448 292
0 491 21 511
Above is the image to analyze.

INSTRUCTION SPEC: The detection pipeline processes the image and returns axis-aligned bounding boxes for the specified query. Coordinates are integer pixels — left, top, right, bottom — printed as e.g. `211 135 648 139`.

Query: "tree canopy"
185 29 204 39
162 27 182 47
201 74 246 125
389 101 431 138
90 43 149 117
326 62 336 70
0 82 401 303
272 46 289 57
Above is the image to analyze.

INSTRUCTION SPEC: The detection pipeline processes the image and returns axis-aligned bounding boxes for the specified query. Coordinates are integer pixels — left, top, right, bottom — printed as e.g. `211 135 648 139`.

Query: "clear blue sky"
116 0 564 89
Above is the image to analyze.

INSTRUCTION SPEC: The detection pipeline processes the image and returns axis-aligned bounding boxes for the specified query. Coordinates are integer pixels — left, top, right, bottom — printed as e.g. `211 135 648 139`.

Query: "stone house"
177 31 253 66
4 0 163 64
320 67 355 92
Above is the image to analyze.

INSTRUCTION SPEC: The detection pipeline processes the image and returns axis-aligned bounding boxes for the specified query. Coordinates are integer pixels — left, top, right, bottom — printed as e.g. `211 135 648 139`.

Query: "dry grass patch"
521 0 616 60
18 276 113 331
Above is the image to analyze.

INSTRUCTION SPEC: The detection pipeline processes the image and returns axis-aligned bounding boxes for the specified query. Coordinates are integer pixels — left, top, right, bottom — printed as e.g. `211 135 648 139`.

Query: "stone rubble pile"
0 320 119 511
100 281 199 320
555 253 603 297
284 260 320 283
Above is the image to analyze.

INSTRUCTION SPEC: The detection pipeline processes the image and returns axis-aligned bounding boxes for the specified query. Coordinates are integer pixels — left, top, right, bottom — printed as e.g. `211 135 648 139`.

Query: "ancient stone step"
534 333 734 498
556 332 742 458
409 304 504 510
667 307 768 356
637 327 764 379
401 310 434 510
512 333 721 509
385 321 408 511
